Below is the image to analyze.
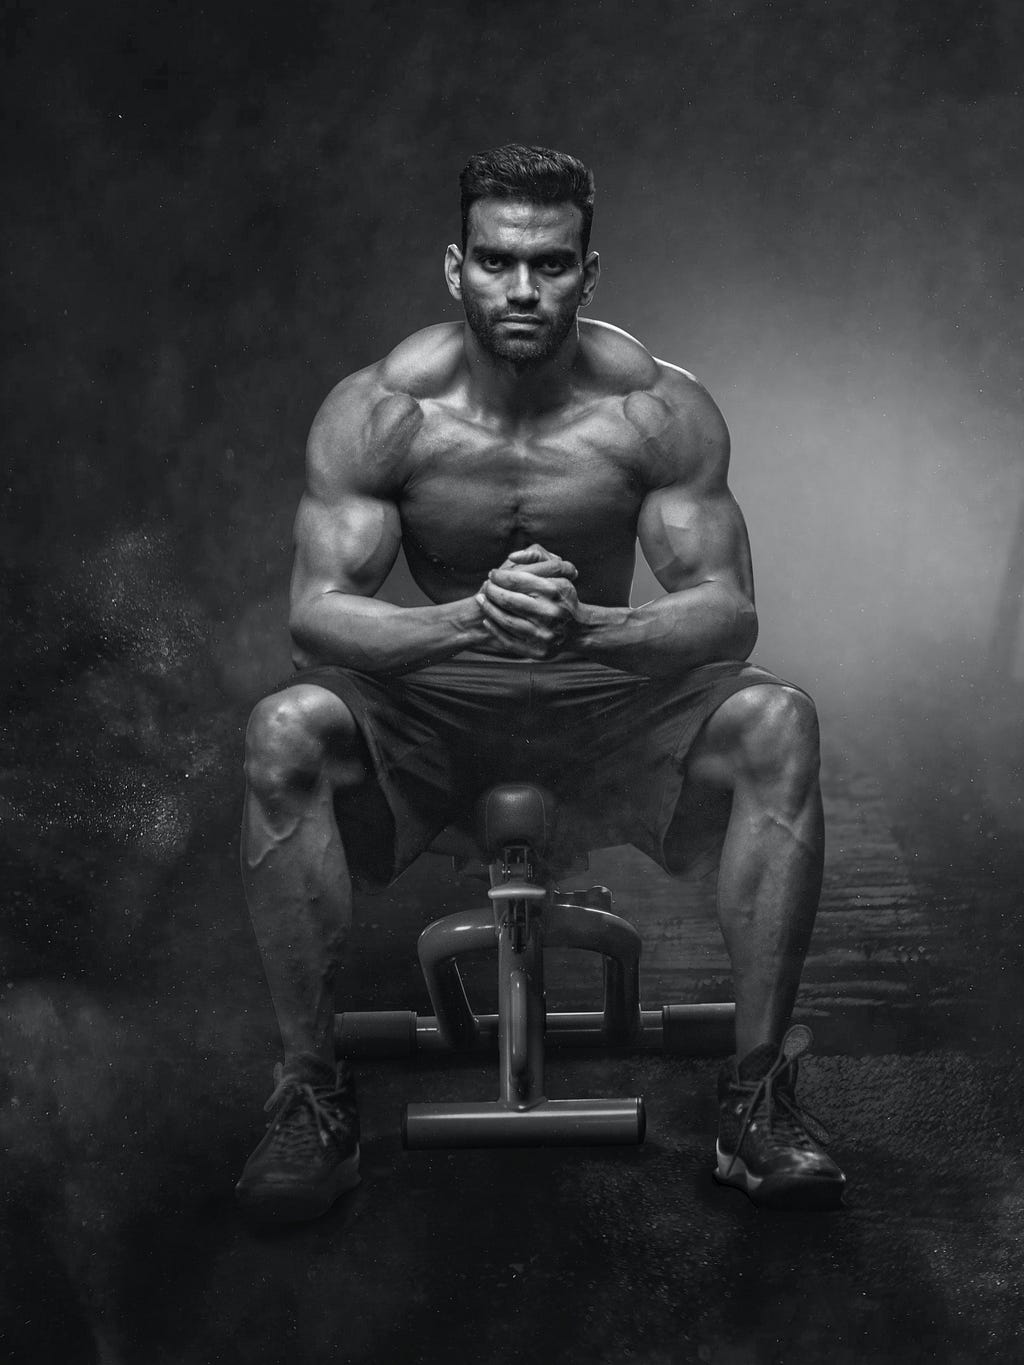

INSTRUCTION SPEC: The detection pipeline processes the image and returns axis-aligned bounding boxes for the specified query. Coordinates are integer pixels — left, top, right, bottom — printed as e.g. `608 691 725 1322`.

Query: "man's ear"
579 250 600 308
444 244 464 302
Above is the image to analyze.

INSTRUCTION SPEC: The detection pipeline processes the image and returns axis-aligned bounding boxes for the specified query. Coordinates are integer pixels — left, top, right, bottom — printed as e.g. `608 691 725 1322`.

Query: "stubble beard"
463 293 580 370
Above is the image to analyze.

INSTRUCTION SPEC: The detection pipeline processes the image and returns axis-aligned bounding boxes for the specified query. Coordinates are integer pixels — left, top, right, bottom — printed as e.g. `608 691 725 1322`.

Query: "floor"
4 720 1024 1364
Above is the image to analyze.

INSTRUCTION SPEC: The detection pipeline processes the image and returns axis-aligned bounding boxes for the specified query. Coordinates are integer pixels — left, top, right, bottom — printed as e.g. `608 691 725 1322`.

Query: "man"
235 144 846 1221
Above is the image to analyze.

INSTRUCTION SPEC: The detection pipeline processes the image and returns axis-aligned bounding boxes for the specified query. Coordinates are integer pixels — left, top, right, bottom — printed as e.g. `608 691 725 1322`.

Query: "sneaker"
714 1024 845 1210
235 1061 361 1222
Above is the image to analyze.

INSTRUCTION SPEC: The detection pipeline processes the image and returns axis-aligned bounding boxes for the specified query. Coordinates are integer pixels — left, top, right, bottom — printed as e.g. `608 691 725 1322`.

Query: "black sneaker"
714 1024 845 1210
235 1061 361 1222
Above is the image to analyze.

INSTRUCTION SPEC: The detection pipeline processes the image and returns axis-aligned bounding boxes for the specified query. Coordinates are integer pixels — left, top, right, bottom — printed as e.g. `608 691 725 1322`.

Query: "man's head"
459 144 596 257
446 144 600 368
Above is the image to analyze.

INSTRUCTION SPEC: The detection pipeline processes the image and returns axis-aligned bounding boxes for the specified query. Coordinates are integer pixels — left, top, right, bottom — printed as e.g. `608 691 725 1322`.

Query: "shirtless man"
235 144 846 1221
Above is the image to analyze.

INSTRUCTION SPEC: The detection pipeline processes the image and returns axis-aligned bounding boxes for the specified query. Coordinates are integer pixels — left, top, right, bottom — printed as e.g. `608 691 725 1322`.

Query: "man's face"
446 198 598 366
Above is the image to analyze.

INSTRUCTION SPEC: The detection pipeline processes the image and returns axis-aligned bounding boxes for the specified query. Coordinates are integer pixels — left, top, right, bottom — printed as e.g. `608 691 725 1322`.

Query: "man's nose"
507 264 539 305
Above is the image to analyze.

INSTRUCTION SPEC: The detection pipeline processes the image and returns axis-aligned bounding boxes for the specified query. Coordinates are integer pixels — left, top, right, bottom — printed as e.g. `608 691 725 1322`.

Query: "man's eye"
481 256 507 270
539 260 569 274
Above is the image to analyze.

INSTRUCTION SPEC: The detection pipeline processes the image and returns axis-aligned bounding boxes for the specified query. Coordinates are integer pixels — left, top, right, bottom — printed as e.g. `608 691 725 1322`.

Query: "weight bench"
334 781 735 1148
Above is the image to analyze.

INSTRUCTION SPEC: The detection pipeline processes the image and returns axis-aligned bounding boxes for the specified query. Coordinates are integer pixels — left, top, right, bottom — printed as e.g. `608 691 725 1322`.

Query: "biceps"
638 487 753 595
291 492 401 601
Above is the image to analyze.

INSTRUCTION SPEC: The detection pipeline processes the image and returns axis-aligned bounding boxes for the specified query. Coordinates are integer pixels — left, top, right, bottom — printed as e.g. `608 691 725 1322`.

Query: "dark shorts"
273 654 795 891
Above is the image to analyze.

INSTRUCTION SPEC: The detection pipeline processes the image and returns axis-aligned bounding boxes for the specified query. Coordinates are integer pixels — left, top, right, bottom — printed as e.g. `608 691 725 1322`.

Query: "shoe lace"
262 1068 351 1159
725 1025 831 1178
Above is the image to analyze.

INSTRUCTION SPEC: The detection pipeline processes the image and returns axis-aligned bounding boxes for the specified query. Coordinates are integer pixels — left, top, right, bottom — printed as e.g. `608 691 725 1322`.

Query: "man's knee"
244 685 362 797
717 684 820 787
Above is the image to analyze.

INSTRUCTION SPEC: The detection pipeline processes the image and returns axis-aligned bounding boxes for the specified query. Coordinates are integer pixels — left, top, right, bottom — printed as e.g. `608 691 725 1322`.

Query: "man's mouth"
501 314 543 325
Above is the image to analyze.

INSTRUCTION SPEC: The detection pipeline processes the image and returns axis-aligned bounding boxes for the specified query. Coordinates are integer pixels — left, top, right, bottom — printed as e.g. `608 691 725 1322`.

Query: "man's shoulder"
319 322 461 411
581 320 729 466
308 324 462 470
379 321 463 397
579 319 662 392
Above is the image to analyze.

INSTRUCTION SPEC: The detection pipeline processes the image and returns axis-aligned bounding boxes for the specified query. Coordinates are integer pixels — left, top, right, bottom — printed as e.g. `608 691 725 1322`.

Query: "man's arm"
289 380 491 673
574 481 757 676
478 376 758 677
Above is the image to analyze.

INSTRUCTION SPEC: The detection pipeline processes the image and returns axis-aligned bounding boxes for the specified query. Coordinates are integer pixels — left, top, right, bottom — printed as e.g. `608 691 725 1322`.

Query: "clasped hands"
475 543 582 660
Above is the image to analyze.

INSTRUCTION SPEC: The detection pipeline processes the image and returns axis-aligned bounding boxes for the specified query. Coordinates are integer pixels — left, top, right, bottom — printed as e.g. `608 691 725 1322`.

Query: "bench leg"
403 895 646 1149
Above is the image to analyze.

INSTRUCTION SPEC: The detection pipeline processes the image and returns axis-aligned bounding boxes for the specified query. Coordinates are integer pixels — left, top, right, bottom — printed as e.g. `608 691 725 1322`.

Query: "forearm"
290 590 491 673
573 582 758 677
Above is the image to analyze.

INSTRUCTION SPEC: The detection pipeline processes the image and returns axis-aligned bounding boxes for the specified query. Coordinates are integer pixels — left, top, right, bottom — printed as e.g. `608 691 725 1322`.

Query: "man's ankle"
280 1049 337 1087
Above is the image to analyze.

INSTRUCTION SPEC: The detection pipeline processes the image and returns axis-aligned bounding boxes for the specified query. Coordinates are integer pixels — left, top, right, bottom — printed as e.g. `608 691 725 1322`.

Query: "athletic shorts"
272 654 794 891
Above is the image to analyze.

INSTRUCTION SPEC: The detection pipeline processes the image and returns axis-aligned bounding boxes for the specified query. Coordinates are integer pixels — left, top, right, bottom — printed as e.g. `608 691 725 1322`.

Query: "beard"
462 292 580 368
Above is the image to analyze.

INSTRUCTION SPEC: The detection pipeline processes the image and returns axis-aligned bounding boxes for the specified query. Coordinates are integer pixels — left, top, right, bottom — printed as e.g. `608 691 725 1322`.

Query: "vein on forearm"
574 581 757 676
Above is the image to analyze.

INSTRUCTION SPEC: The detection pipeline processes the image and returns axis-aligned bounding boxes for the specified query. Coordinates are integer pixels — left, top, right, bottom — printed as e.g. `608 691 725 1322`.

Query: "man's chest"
396 404 648 557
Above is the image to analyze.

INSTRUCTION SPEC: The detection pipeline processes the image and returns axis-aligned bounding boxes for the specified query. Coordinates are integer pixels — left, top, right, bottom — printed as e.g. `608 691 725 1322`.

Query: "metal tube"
403 1097 646 1149
416 909 494 1047
335 1004 737 1058
545 902 642 961
545 902 643 1041
497 901 545 1106
601 957 637 1043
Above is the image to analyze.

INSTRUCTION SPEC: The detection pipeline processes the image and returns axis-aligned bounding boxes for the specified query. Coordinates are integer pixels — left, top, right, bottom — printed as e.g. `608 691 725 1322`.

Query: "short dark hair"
459 144 596 256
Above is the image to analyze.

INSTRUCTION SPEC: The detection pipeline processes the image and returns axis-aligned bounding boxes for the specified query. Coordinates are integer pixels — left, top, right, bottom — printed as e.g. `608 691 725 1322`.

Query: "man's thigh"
268 660 536 886
538 660 789 872
681 682 819 793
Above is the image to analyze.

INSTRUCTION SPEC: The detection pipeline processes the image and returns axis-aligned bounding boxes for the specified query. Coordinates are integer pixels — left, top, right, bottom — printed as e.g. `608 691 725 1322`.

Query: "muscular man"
235 145 846 1220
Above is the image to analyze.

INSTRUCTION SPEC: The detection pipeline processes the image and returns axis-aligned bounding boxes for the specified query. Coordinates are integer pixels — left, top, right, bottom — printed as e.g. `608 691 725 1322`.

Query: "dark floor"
4 718 1024 1364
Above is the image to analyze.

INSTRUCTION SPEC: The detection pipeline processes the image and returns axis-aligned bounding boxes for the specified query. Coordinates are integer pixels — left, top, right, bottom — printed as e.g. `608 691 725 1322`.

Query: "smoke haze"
3 1 1023 1359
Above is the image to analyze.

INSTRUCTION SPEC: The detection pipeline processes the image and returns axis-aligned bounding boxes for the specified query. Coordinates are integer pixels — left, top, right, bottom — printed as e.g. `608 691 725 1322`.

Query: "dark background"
3 2 1024 1362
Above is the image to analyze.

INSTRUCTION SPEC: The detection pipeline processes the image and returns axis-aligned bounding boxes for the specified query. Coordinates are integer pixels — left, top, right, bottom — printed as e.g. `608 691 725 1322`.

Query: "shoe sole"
235 1147 361 1224
713 1143 845 1211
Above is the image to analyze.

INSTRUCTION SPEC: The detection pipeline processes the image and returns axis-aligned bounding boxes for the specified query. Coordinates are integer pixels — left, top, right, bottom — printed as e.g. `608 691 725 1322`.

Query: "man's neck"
461 323 582 421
